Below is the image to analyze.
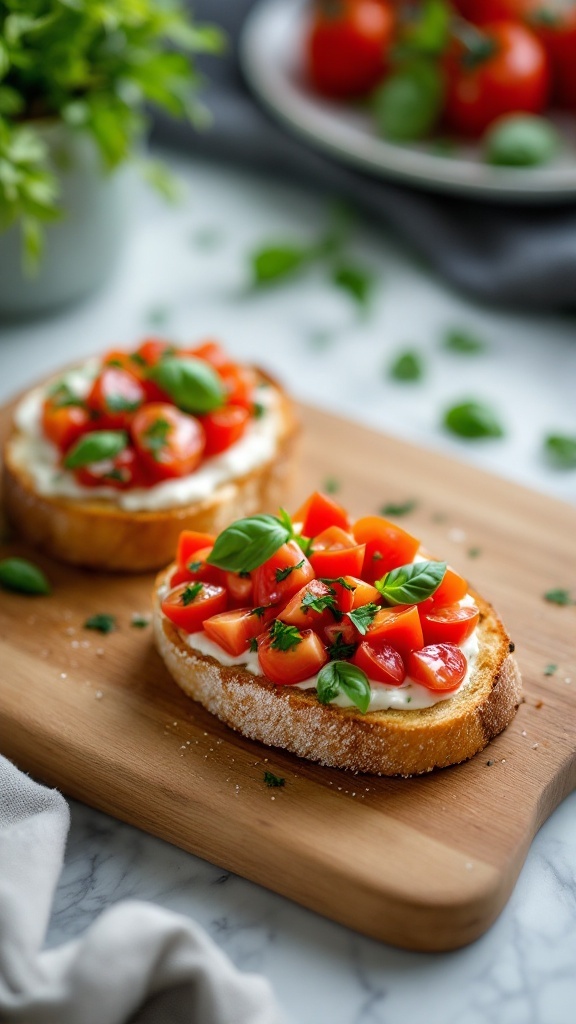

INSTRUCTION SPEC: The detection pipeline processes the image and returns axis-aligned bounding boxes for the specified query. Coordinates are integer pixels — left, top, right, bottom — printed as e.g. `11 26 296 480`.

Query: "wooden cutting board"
1 400 575 952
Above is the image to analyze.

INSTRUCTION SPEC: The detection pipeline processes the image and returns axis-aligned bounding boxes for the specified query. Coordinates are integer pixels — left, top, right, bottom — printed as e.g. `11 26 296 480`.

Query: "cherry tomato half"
176 530 216 572
420 603 479 646
42 400 91 453
132 403 205 481
161 581 228 633
170 545 225 588
307 0 395 99
352 639 406 687
202 405 250 457
257 627 328 685
445 20 550 136
87 367 146 430
407 643 467 692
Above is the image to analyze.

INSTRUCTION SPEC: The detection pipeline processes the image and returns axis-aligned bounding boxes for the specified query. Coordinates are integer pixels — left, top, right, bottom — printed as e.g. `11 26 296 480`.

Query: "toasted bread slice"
153 571 521 776
3 374 298 573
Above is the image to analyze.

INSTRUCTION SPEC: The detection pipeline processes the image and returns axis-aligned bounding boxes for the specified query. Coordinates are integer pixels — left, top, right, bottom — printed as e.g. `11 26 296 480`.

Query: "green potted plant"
0 0 221 316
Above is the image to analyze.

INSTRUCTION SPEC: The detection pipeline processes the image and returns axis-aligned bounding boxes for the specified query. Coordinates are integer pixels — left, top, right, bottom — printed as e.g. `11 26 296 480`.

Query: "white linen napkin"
0 755 287 1024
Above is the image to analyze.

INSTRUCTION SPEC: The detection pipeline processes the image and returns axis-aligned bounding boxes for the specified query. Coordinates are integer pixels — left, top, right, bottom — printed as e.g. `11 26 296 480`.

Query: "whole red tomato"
445 20 550 136
306 0 395 99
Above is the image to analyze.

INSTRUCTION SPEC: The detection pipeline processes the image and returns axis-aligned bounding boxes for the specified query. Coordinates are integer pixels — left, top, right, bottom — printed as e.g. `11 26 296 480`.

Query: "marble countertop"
2 153 575 1024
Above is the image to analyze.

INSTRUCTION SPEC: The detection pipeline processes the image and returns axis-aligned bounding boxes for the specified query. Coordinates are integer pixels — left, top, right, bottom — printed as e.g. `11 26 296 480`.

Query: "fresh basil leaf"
0 557 51 595
373 60 444 142
208 515 291 573
389 351 424 382
444 401 504 439
316 661 371 714
544 434 576 470
331 262 373 309
63 430 128 469
347 603 380 635
442 329 486 354
485 115 559 168
399 0 451 57
376 560 446 605
251 245 311 285
106 394 142 413
150 356 224 415
543 588 573 606
84 613 116 634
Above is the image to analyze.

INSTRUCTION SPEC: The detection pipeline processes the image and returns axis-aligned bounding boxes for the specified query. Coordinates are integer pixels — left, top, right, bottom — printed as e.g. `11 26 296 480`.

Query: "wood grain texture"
1 400 575 952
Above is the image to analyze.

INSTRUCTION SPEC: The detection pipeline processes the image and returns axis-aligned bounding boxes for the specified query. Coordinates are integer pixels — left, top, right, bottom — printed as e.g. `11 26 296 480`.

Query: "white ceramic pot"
0 122 128 318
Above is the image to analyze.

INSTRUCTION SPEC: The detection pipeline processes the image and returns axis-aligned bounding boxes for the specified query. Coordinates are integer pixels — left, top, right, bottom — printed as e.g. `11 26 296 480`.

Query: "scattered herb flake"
145 306 171 327
327 632 357 661
251 606 268 619
331 262 373 309
263 771 285 788
181 582 203 606
544 434 576 470
323 477 340 495
142 417 171 459
544 663 558 676
543 588 573 606
443 401 504 440
251 244 311 286
84 613 117 634
347 603 380 635
269 620 303 651
275 559 305 583
380 499 417 517
467 547 482 558
248 637 259 652
187 560 203 572
253 402 266 419
389 350 424 382
301 589 337 615
0 557 51 595
131 614 150 629
442 329 487 354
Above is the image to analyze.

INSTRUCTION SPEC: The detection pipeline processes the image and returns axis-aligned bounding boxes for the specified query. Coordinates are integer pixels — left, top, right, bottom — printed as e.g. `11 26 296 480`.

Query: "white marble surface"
2 153 576 1024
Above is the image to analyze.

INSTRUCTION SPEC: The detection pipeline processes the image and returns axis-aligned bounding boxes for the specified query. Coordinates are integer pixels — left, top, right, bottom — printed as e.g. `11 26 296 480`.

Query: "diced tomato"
346 576 381 609
171 545 225 588
324 619 359 650
420 603 479 646
176 531 216 572
367 604 424 663
42 401 91 453
74 445 148 490
203 606 275 656
102 349 139 374
257 627 328 685
352 639 406 687
309 526 365 578
201 405 250 457
219 364 257 410
225 571 254 608
294 491 351 538
186 340 230 370
407 644 467 693
278 579 339 633
86 368 146 430
353 516 420 582
161 581 227 633
136 338 174 367
432 566 468 606
252 541 315 607
132 403 205 481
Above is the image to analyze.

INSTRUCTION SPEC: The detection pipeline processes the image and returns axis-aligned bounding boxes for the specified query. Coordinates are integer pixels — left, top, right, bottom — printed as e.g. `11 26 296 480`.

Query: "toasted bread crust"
153 573 522 776
2 375 298 572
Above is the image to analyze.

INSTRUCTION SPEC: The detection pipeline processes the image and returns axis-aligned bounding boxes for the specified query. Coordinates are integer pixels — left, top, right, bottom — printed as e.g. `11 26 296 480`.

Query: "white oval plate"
240 0 576 204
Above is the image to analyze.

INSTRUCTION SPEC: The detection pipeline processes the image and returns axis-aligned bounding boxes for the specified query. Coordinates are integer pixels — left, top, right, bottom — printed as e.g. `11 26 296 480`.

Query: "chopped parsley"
544 663 558 677
275 559 305 583
130 352 147 367
48 381 86 409
323 477 340 494
347 603 380 635
318 576 354 591
251 606 268 619
372 551 383 562
543 588 574 606
442 329 487 354
269 620 302 651
131 614 150 629
84 613 117 634
301 589 337 615
380 499 417 517
327 631 357 661
181 582 203 606
142 417 171 459
253 402 266 419
248 637 259 653
187 560 203 573
467 547 482 558
263 771 285 788
388 350 424 382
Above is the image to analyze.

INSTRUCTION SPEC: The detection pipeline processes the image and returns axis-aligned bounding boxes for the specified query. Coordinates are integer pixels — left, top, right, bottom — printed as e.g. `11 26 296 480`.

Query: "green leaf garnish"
84 613 116 634
248 637 259 652
543 589 573 606
373 60 444 142
106 394 142 413
544 663 558 676
142 418 171 460
269 620 303 652
263 771 285 788
275 559 304 583
443 401 504 439
187 559 203 573
485 115 559 168
380 499 417 517
207 514 291 573
48 381 86 408
327 632 357 661
301 589 337 615
0 557 51 595
316 661 371 714
467 547 482 558
347 603 380 635
544 435 576 470
331 262 373 308
376 560 446 605
251 245 311 285
64 431 128 469
442 329 486 354
150 356 225 415
131 614 150 629
323 477 340 495
318 577 355 591
389 351 424 382
182 582 203 606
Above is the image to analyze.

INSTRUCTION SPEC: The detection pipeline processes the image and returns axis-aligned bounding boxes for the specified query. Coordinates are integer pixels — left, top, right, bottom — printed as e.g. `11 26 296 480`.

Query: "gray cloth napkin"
0 756 286 1024
153 0 576 310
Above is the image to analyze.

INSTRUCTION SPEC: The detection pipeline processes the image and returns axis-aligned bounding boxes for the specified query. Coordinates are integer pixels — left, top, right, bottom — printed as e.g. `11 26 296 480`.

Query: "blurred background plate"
241 0 576 204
